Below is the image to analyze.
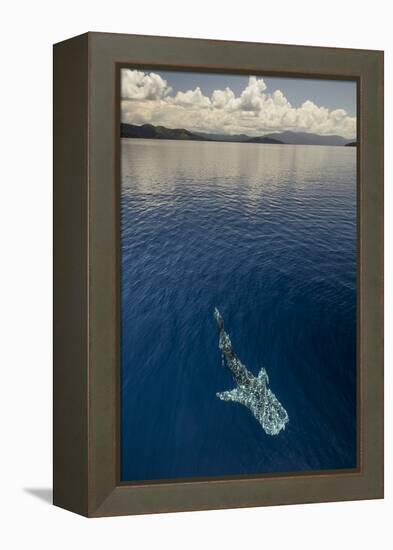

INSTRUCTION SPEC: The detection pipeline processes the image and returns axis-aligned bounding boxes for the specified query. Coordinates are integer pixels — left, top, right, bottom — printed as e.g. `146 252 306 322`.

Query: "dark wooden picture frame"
53 32 383 517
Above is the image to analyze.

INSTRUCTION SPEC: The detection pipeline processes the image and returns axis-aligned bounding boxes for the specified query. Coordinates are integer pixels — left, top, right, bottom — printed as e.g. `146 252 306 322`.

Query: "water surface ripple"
120 139 357 481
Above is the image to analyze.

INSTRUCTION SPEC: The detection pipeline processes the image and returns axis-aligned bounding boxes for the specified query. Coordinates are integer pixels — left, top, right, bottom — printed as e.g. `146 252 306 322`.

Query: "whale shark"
214 307 289 435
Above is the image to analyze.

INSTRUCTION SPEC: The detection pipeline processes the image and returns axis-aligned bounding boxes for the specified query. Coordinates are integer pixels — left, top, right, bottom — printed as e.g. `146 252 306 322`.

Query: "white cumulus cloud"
121 69 356 139
211 87 236 109
169 86 211 108
121 69 171 100
234 76 268 112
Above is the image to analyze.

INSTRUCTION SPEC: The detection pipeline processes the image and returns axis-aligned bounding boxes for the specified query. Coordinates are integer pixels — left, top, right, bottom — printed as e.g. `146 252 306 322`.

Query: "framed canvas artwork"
53 32 383 516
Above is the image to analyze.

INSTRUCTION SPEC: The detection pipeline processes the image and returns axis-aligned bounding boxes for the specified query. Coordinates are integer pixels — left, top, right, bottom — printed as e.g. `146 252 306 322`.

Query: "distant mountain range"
262 131 351 146
121 123 207 142
120 123 283 144
193 131 250 142
121 123 355 147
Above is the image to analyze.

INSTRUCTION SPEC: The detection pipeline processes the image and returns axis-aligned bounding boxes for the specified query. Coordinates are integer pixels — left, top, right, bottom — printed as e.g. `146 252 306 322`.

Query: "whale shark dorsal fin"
258 367 269 384
216 387 249 406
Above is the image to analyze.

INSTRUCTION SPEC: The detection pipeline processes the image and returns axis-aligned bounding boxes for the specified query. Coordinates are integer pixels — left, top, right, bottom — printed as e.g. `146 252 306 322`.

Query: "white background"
0 1 391 548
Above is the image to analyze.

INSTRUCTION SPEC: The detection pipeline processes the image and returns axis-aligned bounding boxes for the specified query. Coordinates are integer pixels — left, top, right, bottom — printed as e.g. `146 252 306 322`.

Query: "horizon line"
120 122 356 141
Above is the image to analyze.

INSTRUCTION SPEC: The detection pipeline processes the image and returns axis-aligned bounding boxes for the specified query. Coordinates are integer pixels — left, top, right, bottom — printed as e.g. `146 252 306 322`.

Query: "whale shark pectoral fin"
216 387 249 406
258 367 269 385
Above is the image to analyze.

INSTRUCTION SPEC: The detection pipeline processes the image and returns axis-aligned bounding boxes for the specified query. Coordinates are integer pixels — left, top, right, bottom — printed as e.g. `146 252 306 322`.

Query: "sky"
121 68 357 139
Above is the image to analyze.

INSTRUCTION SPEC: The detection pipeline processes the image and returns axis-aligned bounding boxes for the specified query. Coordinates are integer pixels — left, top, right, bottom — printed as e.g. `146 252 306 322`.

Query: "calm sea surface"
120 138 357 482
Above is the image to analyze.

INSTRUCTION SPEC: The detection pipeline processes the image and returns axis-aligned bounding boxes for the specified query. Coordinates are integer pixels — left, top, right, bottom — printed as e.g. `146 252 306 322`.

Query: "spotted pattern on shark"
214 307 289 436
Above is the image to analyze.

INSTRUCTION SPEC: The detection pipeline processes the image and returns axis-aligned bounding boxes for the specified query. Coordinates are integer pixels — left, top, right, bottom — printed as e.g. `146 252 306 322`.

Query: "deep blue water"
120 138 357 482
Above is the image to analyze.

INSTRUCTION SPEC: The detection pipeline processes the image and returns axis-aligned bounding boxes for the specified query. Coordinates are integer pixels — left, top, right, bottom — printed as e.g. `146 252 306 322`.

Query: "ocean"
120 138 357 482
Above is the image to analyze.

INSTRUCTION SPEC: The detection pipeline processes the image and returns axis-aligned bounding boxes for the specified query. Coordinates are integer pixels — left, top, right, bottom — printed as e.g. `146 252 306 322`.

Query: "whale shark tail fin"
214 307 224 330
